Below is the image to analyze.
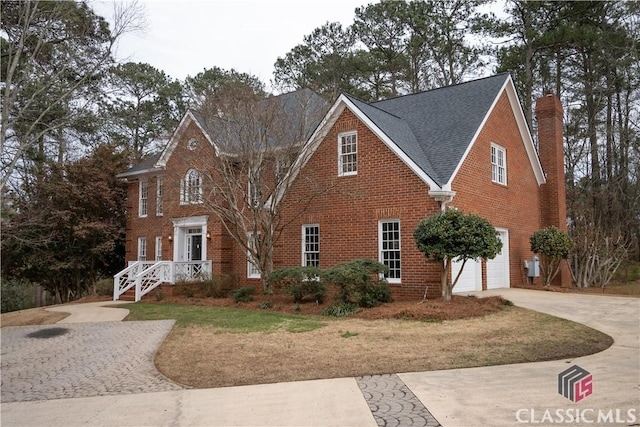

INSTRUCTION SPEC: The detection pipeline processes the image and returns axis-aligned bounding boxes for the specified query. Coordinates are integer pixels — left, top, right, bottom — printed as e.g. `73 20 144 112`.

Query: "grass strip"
121 302 325 333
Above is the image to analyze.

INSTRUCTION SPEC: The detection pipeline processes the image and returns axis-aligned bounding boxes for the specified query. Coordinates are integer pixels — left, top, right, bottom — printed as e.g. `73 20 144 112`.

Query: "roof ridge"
373 73 510 104
343 93 404 121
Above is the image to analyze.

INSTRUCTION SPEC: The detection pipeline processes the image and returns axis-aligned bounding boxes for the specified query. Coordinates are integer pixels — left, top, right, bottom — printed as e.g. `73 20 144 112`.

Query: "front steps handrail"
114 260 213 301
113 261 154 301
135 261 172 302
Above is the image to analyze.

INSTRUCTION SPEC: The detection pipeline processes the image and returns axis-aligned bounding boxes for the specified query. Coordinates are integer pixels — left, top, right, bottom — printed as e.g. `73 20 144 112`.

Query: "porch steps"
118 288 136 301
117 283 176 302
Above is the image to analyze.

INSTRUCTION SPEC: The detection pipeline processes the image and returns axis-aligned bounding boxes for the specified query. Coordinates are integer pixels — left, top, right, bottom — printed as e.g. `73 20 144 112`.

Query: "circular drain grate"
26 327 69 339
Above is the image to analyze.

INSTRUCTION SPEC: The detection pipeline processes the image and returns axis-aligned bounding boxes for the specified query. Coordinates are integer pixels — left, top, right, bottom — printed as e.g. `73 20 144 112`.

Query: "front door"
187 232 203 261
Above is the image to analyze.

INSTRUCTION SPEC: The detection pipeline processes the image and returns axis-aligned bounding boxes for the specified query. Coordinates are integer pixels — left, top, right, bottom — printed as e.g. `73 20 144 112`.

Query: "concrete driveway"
1 289 638 426
401 289 640 426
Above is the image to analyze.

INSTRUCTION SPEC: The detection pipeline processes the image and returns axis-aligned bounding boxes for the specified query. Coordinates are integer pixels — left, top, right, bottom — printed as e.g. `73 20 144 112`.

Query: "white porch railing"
114 261 213 302
113 261 155 301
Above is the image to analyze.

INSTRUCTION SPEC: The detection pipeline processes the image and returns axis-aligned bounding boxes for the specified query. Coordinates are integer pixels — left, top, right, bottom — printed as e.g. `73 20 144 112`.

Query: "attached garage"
487 229 510 289
452 228 510 293
451 258 481 293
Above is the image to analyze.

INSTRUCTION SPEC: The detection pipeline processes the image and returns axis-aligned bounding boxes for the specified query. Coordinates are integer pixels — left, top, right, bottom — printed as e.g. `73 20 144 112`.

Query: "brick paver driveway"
1 320 183 403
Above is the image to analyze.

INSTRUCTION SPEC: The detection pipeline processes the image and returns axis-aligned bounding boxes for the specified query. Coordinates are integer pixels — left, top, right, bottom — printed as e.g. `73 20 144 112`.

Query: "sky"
93 0 370 90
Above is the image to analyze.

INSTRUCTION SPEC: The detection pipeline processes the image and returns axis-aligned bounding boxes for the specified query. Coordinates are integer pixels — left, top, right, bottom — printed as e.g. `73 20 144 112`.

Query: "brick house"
114 73 568 301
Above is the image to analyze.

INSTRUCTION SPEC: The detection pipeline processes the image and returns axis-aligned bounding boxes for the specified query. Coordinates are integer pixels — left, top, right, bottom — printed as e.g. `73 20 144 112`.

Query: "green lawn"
121 303 325 333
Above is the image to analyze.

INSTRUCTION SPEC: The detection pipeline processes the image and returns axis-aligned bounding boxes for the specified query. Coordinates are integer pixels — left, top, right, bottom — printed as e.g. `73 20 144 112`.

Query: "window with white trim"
491 144 507 185
379 220 401 283
138 181 148 217
137 237 147 261
181 169 203 204
247 232 261 279
338 131 357 176
155 236 162 261
302 225 319 267
156 177 163 216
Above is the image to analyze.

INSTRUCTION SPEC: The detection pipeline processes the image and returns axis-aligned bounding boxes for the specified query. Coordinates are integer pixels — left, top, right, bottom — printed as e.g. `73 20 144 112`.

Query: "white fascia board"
504 79 546 185
157 111 219 168
116 167 163 179
445 75 546 188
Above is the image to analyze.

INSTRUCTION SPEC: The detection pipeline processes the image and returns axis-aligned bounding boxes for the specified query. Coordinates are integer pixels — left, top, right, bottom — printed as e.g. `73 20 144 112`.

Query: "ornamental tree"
530 226 573 286
414 209 502 301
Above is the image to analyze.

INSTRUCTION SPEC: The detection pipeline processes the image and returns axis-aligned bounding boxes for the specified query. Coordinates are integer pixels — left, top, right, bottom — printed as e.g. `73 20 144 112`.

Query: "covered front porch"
113 260 212 302
114 215 213 302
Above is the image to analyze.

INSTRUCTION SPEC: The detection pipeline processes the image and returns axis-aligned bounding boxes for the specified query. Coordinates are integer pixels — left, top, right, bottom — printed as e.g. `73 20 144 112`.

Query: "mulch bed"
151 289 509 321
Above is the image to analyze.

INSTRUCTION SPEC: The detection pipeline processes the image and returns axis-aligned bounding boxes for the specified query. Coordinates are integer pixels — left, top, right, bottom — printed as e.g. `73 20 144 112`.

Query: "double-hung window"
181 169 203 204
302 225 320 267
138 181 148 217
379 220 401 283
491 144 507 185
155 236 162 261
338 131 357 176
156 177 163 216
247 232 261 279
137 237 147 261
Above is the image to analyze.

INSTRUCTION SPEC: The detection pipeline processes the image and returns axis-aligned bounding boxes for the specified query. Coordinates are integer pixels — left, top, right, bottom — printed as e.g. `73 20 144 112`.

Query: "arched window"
181 169 203 204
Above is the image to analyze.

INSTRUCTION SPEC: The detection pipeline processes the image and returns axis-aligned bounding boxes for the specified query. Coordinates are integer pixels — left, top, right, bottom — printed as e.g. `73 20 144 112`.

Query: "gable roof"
118 88 329 178
371 73 511 186
115 152 162 179
298 73 545 190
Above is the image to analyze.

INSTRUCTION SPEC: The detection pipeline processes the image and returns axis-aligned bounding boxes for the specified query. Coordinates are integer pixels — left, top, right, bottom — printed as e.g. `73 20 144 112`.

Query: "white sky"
93 0 370 90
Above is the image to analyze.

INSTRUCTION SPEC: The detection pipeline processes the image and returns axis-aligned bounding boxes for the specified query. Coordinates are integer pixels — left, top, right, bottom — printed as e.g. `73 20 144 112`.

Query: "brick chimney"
535 94 570 286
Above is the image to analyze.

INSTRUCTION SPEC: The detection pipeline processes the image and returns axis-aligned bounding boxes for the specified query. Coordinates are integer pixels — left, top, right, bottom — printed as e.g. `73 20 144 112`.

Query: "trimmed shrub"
359 281 393 308
267 266 326 304
232 286 255 303
323 259 393 307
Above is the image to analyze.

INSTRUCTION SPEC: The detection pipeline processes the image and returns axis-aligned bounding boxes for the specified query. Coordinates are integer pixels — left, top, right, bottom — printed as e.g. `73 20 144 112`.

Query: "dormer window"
181 169 203 204
338 131 357 176
491 143 507 185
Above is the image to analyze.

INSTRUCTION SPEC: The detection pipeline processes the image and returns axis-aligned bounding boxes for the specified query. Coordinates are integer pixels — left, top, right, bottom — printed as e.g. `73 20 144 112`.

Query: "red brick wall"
277 108 442 298
124 121 236 276
123 91 569 294
124 177 166 263
452 91 544 287
536 94 571 286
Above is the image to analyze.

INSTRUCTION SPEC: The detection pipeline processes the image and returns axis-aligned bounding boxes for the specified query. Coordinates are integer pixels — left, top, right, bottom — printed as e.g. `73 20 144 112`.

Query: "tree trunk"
441 258 451 301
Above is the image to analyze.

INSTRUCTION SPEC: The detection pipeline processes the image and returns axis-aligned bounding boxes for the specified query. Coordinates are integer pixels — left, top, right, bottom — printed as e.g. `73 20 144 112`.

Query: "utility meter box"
527 256 540 278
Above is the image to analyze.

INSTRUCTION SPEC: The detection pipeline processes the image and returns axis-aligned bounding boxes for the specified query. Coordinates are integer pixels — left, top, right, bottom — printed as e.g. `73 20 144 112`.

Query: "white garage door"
487 229 510 289
451 258 481 293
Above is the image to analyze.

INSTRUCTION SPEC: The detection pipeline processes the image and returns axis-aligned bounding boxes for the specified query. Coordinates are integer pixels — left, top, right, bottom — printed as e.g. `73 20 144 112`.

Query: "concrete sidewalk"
2 289 638 426
1 378 377 427
46 300 132 323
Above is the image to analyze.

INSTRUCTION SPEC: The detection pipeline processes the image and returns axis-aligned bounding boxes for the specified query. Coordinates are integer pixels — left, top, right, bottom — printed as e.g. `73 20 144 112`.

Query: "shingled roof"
347 73 511 187
118 88 329 178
